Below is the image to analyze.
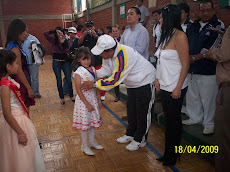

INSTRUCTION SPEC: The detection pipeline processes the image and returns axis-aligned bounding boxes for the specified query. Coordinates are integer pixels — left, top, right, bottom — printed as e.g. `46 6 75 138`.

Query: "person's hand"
86 103 94 112
171 87 181 99
92 30 98 38
56 30 65 43
205 49 213 60
216 44 221 48
189 55 195 64
155 78 160 91
27 88 34 98
81 81 94 90
98 100 102 109
83 30 88 36
18 135 28 146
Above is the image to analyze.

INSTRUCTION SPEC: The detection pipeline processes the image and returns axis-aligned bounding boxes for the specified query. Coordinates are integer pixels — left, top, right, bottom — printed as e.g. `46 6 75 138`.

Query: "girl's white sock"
81 130 88 148
89 127 95 145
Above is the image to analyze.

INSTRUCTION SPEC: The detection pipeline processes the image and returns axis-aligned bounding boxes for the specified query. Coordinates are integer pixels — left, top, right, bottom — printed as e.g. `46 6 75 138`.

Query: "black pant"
114 85 120 98
160 87 187 159
126 84 154 143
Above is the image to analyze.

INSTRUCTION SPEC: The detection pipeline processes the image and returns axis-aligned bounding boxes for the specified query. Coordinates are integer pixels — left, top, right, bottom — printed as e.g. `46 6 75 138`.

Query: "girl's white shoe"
81 146 95 156
89 142 104 150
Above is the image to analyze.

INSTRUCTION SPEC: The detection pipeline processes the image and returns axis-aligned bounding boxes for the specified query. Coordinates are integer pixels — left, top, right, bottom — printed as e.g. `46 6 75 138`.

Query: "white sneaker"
203 127 214 135
182 119 199 125
117 135 134 143
81 146 95 156
89 142 104 150
101 96 105 101
126 140 146 151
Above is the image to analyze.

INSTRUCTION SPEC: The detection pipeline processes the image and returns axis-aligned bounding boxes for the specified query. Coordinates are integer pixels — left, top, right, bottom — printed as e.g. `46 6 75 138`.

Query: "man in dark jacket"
182 0 225 135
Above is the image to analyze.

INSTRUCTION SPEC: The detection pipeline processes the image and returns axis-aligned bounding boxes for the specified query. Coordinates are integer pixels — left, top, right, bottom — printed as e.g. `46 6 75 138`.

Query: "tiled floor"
30 56 215 172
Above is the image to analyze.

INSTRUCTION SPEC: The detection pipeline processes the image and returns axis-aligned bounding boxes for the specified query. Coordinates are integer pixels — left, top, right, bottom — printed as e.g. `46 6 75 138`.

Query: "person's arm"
206 27 230 62
119 31 126 44
135 30 149 56
74 74 94 112
82 48 134 91
33 36 40 44
11 47 34 98
43 31 54 44
96 60 113 79
142 16 149 26
1 86 28 145
95 71 102 109
172 32 190 99
95 49 133 91
78 30 88 46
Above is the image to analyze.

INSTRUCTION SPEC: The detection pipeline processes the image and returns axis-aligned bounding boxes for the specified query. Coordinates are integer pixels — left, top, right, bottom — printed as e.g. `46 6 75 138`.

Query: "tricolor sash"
0 77 30 119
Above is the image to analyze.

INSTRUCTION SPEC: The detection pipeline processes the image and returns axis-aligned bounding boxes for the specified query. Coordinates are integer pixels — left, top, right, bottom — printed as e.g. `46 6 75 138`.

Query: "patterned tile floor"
30 56 215 172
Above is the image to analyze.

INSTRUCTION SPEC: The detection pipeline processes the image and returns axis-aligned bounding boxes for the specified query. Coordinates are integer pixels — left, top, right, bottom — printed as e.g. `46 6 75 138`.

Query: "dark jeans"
52 60 73 99
126 84 154 143
160 87 187 159
114 85 120 98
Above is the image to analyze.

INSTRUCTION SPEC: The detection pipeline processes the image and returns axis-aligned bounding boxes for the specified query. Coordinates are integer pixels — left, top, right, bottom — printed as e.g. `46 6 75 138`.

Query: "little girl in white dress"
72 47 103 156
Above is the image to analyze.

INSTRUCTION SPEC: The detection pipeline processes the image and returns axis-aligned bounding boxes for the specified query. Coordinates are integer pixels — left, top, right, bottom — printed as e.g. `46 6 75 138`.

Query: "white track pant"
186 74 218 128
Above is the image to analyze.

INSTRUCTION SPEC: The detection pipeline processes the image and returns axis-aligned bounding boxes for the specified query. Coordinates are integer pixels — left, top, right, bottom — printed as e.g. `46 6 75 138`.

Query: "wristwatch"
202 53 206 59
93 82 96 88
192 56 196 61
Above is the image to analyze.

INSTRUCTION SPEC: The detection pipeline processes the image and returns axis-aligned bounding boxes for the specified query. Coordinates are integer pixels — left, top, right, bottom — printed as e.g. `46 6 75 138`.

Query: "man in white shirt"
178 2 193 33
120 7 149 60
152 9 161 53
135 0 149 27
82 35 156 151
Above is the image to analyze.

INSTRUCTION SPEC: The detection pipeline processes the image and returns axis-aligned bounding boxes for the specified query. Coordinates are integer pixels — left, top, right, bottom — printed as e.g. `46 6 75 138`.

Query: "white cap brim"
91 45 104 55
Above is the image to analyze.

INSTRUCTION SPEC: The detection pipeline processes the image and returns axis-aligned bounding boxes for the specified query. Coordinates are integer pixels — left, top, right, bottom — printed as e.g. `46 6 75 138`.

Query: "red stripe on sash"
0 77 30 119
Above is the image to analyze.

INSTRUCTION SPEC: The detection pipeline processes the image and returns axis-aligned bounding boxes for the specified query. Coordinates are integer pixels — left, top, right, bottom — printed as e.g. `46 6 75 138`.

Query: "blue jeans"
29 64 40 96
52 60 73 99
62 77 69 94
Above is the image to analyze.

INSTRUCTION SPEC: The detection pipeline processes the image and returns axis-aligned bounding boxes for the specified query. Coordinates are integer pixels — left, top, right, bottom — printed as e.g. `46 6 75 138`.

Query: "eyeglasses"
163 4 170 13
200 9 213 13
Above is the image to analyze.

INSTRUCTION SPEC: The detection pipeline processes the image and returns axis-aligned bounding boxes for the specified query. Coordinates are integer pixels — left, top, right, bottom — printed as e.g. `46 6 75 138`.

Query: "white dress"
72 66 102 131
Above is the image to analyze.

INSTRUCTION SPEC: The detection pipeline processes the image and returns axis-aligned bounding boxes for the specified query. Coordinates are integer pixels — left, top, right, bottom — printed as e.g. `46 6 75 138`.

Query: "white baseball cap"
68 27 77 33
91 35 116 55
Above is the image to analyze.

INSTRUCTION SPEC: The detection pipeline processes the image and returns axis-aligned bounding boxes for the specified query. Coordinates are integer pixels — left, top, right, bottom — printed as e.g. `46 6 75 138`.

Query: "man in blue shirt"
182 0 225 135
120 7 149 60
22 34 42 98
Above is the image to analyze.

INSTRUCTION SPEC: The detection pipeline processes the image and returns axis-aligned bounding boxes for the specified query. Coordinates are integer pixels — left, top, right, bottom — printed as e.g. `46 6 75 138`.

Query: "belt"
219 81 230 89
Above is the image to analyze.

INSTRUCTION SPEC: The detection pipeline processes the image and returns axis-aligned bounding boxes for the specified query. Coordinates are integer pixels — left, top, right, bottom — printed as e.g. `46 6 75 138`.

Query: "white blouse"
155 49 188 92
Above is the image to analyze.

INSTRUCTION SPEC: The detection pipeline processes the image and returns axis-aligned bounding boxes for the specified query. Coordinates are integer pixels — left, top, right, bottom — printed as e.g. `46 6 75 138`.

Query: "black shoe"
60 99 65 105
114 97 120 102
156 156 165 162
35 94 41 98
162 155 180 166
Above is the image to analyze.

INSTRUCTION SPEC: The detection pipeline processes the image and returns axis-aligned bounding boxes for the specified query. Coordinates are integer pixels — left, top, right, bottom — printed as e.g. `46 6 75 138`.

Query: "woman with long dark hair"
44 27 74 104
5 19 35 108
155 4 189 166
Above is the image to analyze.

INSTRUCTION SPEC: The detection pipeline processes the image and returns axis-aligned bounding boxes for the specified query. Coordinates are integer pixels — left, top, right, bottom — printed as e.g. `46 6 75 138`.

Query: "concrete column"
112 0 117 25
86 0 91 21
0 0 6 48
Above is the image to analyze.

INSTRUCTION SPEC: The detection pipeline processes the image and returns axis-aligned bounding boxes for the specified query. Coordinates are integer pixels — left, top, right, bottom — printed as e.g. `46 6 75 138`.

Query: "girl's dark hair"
54 26 65 46
5 19 27 48
0 49 17 80
72 46 93 68
158 4 183 48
